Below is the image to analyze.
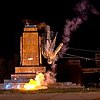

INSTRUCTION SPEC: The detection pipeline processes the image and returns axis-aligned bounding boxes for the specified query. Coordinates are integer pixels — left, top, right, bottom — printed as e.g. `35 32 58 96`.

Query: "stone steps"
11 73 36 80
15 66 46 73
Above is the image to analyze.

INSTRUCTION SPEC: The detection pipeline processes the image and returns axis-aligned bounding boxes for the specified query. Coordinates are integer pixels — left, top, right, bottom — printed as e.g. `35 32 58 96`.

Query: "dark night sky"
0 0 100 59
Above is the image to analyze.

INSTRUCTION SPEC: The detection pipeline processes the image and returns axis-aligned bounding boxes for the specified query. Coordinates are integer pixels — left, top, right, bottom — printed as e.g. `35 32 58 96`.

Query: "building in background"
95 52 100 67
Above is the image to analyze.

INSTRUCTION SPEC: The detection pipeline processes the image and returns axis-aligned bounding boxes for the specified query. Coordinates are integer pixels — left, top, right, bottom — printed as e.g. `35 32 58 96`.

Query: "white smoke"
43 71 56 85
58 0 99 58
58 17 83 58
49 0 100 81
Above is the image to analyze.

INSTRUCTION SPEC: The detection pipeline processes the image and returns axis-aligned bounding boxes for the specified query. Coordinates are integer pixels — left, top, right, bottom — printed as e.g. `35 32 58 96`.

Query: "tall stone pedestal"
4 24 46 89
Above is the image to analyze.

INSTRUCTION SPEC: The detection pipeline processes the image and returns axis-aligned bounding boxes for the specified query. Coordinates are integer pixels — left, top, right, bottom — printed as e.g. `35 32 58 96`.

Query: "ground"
0 92 100 100
0 82 100 100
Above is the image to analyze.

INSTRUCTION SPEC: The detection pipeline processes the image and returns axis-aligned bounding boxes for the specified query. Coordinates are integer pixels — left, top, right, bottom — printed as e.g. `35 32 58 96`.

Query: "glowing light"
5 84 11 89
24 73 47 90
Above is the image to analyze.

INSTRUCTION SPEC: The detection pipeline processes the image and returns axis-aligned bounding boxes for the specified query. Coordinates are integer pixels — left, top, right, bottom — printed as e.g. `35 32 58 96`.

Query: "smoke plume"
49 0 99 80
58 0 99 58
42 71 56 86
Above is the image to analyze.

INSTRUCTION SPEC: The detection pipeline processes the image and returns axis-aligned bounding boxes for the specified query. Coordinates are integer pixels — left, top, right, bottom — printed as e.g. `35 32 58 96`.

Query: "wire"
68 48 100 53
59 52 100 61
62 53 94 60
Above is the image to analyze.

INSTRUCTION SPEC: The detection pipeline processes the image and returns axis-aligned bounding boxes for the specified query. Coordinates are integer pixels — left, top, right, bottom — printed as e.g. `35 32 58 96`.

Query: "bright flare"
24 73 48 90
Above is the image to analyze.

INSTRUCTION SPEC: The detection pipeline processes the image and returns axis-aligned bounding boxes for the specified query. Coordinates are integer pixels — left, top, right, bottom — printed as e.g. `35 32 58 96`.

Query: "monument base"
15 66 46 73
4 66 46 89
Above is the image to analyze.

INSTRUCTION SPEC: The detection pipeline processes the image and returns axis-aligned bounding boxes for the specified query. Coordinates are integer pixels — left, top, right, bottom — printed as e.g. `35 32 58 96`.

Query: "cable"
68 48 100 53
63 53 94 60
59 52 100 61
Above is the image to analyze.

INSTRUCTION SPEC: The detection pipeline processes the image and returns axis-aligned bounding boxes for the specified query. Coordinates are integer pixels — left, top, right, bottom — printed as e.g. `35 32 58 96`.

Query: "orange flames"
24 73 48 90
22 71 56 90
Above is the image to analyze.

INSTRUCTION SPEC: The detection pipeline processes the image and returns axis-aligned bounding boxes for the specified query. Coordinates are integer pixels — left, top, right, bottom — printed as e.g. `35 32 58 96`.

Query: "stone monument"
12 24 46 80
4 24 46 89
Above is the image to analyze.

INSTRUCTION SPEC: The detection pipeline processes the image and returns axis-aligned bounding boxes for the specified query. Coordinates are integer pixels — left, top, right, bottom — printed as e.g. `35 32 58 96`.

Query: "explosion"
24 71 56 90
5 0 100 91
24 73 47 90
